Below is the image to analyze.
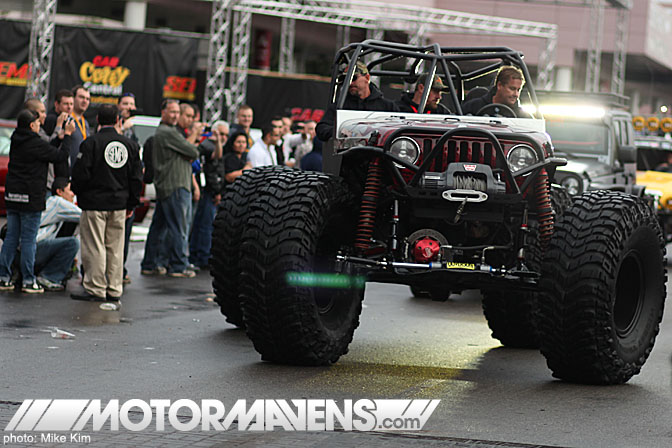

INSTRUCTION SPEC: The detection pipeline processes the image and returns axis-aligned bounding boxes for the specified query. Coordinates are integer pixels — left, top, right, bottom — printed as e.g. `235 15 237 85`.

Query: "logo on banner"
79 55 131 104
163 76 197 101
104 142 129 169
0 61 29 87
4 399 440 434
290 107 325 123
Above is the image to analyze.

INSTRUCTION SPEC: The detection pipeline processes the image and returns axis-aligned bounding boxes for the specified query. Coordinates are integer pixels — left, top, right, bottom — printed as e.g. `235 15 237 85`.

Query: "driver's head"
492 66 525 107
347 61 371 100
414 74 448 112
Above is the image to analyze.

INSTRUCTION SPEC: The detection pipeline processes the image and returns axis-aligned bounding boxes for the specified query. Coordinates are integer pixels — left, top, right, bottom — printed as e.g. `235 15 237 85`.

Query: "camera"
204 125 212 133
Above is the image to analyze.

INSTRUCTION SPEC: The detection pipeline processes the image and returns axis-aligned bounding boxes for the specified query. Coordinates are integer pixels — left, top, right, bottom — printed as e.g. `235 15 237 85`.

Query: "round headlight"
507 144 538 172
389 137 420 166
560 176 582 196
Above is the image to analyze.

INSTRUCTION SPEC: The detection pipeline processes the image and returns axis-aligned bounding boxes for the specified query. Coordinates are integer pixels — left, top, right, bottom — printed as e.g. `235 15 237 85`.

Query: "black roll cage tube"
329 40 542 119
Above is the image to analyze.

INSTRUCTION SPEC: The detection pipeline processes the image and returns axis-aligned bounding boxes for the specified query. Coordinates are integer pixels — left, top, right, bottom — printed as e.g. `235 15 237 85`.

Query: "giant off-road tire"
550 184 572 216
481 225 543 349
239 172 364 365
538 190 666 384
210 166 295 328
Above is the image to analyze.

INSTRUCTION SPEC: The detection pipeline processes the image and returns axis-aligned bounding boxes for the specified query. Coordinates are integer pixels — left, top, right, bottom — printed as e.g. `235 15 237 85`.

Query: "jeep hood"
335 110 548 147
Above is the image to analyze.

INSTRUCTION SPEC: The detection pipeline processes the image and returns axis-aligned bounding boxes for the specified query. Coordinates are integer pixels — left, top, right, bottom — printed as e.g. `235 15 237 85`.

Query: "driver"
316 61 398 141
461 66 525 117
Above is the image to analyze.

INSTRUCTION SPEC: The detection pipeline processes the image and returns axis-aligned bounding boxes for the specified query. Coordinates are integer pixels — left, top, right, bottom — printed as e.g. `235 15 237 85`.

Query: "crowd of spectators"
0 62 516 299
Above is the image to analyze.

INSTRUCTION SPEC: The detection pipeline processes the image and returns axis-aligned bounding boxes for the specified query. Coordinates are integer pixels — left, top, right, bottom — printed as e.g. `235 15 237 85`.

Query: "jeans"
189 190 217 267
35 236 79 283
0 209 42 285
141 188 191 273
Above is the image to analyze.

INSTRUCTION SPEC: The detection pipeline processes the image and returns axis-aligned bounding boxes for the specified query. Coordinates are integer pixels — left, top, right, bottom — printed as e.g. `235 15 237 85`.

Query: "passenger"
396 74 452 114
461 66 527 117
316 61 399 141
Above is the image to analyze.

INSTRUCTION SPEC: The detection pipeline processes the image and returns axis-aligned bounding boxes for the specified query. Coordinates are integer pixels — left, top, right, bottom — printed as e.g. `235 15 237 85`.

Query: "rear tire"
239 172 364 365
481 225 542 349
210 166 294 328
538 191 666 384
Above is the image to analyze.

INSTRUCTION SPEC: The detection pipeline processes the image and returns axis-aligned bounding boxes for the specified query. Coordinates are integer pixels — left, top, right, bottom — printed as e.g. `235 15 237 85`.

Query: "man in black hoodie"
316 61 398 141
396 74 452 114
70 105 143 303
0 109 73 293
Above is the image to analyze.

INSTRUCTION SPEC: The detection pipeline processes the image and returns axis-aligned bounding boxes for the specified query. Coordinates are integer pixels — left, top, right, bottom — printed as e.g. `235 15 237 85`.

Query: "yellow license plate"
445 262 475 270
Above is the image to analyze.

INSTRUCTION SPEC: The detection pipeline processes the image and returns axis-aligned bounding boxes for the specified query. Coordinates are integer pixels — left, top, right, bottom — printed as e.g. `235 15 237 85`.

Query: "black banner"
0 20 31 119
50 26 201 118
246 73 329 128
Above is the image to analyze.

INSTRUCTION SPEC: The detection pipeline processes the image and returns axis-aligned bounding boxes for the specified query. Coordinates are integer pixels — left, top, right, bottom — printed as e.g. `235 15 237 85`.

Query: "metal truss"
537 37 557 90
203 0 233 123
27 0 56 103
610 7 629 95
227 7 252 123
279 17 296 73
585 0 605 92
336 26 351 53
218 0 558 109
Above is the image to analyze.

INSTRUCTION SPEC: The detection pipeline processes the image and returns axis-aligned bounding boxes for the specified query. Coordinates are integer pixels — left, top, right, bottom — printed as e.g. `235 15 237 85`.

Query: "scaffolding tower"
206 0 558 122
26 0 57 103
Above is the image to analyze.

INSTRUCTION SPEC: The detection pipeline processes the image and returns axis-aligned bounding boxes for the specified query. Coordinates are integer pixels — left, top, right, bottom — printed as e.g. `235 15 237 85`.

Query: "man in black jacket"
316 61 399 141
0 109 73 293
461 66 527 117
70 105 143 302
396 74 452 114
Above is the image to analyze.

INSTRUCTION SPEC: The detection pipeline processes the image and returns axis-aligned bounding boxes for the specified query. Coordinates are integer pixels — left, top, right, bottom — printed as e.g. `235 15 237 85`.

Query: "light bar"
523 104 606 119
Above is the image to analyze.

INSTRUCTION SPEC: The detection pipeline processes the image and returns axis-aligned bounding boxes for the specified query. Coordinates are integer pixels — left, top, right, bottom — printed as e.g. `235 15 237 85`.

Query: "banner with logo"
50 26 201 118
246 73 329 128
0 20 31 119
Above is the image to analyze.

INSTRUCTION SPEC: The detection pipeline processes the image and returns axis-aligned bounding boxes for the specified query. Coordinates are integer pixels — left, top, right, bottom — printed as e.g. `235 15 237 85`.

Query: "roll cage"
328 40 543 118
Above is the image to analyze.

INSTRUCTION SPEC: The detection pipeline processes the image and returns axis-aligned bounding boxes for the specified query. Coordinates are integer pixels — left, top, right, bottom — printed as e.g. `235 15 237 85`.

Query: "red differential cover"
413 238 441 262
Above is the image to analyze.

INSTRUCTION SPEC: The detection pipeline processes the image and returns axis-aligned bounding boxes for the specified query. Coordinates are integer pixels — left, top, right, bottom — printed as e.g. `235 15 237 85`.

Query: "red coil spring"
535 168 554 250
355 158 383 250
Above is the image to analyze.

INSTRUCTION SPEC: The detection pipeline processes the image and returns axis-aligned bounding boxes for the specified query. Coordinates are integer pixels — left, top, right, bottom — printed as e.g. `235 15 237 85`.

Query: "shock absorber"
535 168 554 249
355 158 383 251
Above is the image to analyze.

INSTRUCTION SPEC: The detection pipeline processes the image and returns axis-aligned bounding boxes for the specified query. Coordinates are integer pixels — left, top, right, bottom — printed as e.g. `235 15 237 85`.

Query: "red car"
0 119 16 216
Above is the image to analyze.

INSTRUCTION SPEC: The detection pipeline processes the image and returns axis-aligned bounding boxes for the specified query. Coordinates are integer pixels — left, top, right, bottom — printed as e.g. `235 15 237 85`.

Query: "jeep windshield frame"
328 40 543 119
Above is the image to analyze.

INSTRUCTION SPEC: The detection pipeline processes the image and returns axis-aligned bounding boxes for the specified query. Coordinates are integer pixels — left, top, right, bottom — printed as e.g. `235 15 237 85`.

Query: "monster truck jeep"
211 41 666 384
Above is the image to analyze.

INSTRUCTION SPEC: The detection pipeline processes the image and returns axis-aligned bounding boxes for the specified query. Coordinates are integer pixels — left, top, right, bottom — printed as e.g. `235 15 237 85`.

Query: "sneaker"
141 266 167 276
168 269 196 278
37 276 65 292
123 274 132 284
0 280 15 291
21 282 44 294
